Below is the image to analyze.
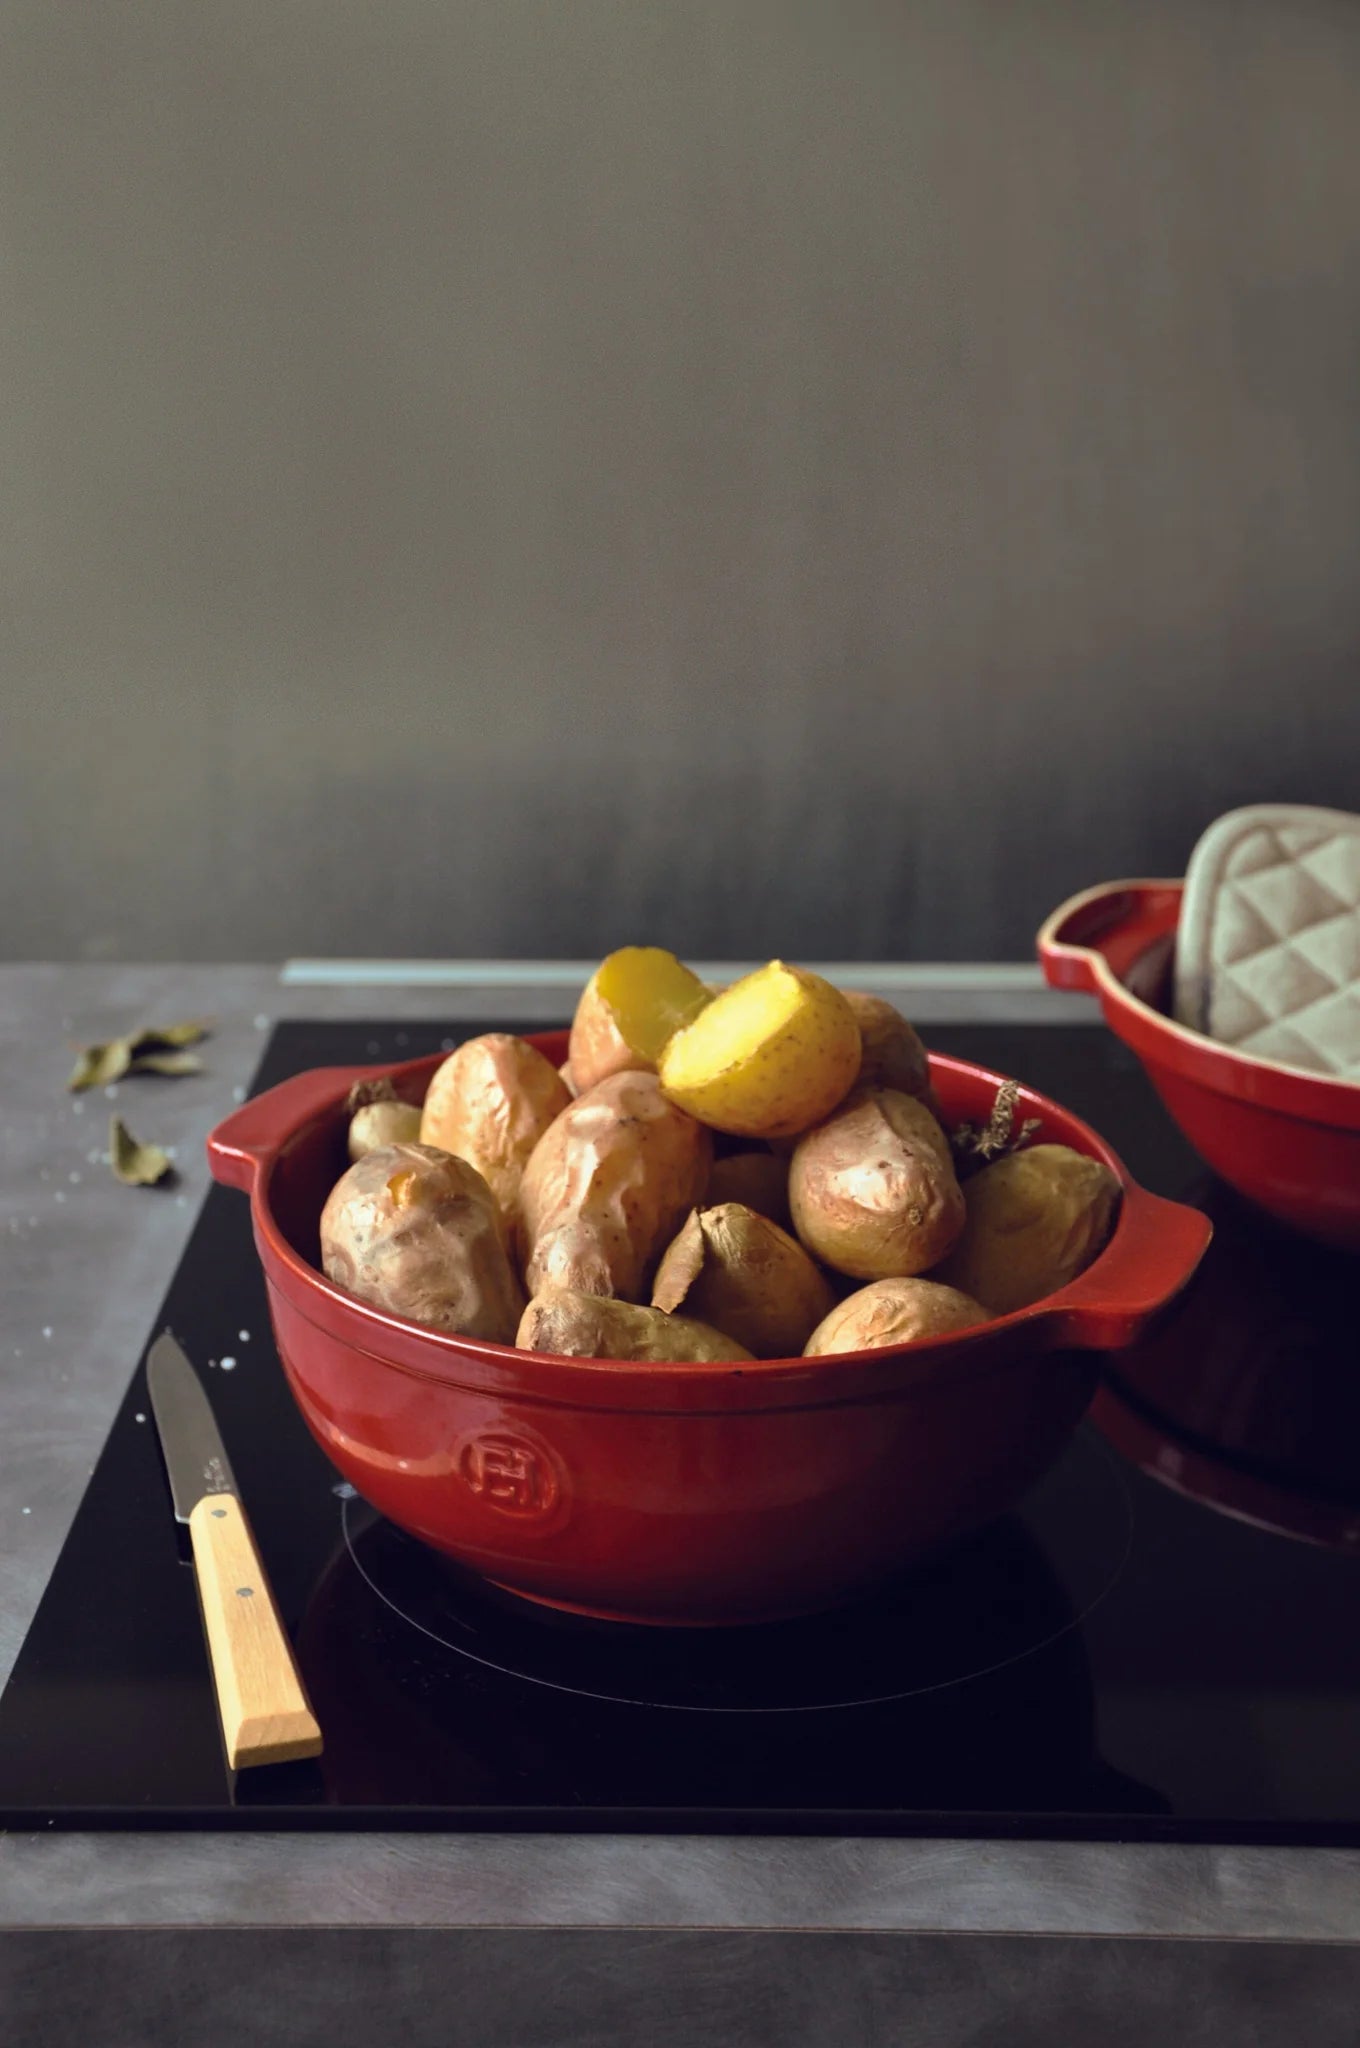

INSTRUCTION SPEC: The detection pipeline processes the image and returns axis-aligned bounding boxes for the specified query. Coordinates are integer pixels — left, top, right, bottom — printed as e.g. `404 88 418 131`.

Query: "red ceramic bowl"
1038 881 1360 1252
207 1032 1209 1627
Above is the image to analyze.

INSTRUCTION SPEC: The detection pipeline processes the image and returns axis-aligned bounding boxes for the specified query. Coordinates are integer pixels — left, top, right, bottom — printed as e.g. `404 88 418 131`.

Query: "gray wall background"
4 0 1359 964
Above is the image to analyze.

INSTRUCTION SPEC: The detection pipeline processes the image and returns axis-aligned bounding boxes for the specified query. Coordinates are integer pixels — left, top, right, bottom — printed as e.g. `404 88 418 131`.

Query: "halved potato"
568 947 712 1092
658 961 861 1139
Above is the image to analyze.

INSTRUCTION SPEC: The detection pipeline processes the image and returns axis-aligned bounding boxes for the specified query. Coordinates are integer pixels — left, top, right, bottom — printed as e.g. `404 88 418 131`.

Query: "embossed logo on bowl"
456 1432 561 1518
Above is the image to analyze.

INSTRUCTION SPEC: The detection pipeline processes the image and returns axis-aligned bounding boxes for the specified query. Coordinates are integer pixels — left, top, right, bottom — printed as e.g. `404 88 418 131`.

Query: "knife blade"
147 1331 322 1770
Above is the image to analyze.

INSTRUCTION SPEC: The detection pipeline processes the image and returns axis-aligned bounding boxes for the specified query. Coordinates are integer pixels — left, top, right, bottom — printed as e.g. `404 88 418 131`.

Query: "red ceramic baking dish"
207 1032 1209 1627
1038 881 1360 1252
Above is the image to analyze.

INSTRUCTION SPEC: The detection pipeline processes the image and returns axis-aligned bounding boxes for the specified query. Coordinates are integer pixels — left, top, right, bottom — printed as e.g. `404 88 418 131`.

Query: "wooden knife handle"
188 1494 323 1769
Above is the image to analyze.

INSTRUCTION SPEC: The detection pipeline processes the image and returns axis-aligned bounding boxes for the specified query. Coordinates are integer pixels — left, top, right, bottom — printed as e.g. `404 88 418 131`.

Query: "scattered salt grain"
232 1086 246 1102
254 1014 269 1030
238 1329 251 1343
42 1327 51 1339
69 1171 81 1184
219 1356 237 1372
440 1038 455 1052
72 1100 84 1116
134 1412 146 1424
105 1085 118 1100
175 1195 188 1208
54 1191 66 1203
21 1507 30 1516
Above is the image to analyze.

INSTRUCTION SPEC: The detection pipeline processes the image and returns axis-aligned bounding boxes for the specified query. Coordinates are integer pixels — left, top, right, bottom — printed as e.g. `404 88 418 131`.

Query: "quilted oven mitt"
1173 805 1360 1080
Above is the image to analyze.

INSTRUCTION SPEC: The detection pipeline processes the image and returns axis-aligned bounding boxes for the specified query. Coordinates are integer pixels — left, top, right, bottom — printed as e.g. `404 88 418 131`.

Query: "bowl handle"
206 1065 384 1194
1034 1183 1212 1351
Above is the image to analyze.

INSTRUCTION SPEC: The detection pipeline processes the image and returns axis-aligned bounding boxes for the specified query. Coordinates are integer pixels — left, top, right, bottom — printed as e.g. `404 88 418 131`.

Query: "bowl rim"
214 1037 1211 1394
1037 878 1360 1127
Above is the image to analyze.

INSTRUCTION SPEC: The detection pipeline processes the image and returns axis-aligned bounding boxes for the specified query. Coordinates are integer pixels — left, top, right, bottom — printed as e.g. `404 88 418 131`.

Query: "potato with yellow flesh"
419 1033 571 1238
658 961 861 1139
804 1278 988 1355
932 1143 1120 1314
518 1289 752 1364
320 1143 525 1341
789 1087 965 1280
347 1098 423 1161
568 947 712 1092
652 1202 836 1359
704 1149 793 1230
517 1070 712 1301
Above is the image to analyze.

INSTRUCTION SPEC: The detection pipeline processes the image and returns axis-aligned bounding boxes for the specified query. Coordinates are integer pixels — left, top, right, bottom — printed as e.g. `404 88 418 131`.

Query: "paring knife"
147 1331 323 1769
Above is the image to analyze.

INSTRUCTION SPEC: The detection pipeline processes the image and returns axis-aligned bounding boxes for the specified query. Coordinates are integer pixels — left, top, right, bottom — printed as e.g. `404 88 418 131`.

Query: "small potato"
568 947 711 1093
652 1203 836 1359
320 1142 525 1341
419 1034 571 1237
558 1060 578 1098
804 1278 988 1355
842 992 932 1098
347 1098 423 1161
518 1289 752 1364
704 1149 793 1230
658 960 862 1139
933 1143 1121 1314
517 1070 712 1300
789 1087 965 1280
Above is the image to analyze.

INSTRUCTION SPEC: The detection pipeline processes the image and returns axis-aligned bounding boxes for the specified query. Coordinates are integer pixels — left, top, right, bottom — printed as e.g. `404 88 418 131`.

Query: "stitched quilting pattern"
1187 818 1360 1078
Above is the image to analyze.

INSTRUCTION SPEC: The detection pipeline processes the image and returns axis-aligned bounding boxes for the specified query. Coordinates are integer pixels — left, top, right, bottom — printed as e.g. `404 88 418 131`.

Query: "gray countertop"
2 962 1358 1944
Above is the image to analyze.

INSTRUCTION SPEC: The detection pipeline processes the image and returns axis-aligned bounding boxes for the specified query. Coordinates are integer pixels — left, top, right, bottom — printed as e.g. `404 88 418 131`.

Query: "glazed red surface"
208 1032 1209 1625
1039 882 1360 1252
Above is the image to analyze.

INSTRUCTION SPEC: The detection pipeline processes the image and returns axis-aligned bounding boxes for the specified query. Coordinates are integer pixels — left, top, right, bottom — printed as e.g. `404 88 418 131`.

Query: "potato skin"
804 1278 988 1355
658 962 862 1140
517 1071 713 1301
320 1142 525 1341
652 1202 837 1359
932 1143 1121 1314
419 1034 571 1235
842 992 931 1098
517 1289 753 1364
568 971 650 1093
347 1099 423 1162
704 1149 793 1231
789 1087 965 1280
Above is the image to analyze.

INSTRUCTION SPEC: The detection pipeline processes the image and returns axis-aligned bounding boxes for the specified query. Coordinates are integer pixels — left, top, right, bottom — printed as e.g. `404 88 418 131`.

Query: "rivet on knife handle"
187 1494 322 1768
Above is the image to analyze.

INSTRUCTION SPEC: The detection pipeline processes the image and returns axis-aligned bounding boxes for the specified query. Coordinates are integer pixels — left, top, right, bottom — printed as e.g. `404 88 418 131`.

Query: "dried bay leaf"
67 1039 134 1091
127 1050 204 1077
68 1020 210 1091
109 1115 174 1186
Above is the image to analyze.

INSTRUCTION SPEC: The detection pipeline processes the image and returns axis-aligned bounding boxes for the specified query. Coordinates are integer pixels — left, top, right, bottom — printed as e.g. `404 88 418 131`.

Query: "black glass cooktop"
2 1019 1358 1839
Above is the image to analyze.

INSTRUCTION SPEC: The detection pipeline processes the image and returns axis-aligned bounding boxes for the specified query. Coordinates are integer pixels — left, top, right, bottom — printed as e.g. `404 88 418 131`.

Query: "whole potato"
347 1098 423 1161
658 960 862 1139
518 1289 752 1364
419 1033 571 1237
704 1149 793 1230
789 1087 965 1280
804 1278 988 1355
932 1143 1121 1314
517 1070 712 1301
652 1202 836 1359
842 992 932 1098
320 1142 525 1341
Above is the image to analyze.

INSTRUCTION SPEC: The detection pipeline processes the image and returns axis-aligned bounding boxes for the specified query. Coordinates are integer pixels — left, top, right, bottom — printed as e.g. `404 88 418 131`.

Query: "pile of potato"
318 951 1121 1363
